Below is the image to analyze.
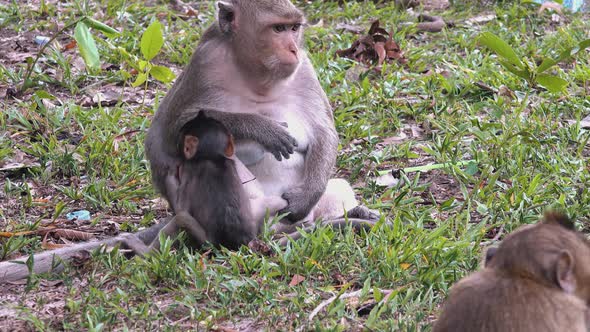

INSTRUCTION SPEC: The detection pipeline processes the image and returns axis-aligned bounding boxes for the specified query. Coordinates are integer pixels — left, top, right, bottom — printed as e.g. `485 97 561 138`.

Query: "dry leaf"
41 242 69 250
70 250 92 267
336 20 407 69
465 14 496 26
63 39 77 50
289 274 305 287
248 238 274 256
375 172 400 188
51 229 94 241
374 42 386 66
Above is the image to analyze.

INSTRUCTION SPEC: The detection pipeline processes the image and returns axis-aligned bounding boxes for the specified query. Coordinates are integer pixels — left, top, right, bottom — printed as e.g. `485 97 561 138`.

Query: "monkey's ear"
184 135 199 159
224 134 235 157
483 246 497 267
217 1 236 34
544 211 574 230
555 250 576 294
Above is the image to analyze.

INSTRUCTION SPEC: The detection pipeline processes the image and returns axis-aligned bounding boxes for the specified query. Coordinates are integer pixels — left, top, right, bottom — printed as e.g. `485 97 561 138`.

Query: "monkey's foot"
119 233 151 258
345 205 380 221
270 219 313 236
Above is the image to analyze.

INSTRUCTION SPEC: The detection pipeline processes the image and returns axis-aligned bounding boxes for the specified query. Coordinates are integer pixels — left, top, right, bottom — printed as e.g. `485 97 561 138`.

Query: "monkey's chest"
233 100 310 196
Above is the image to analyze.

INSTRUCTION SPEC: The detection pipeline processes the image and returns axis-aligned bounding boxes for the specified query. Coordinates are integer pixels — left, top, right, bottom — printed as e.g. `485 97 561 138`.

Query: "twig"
480 224 505 247
308 288 392 322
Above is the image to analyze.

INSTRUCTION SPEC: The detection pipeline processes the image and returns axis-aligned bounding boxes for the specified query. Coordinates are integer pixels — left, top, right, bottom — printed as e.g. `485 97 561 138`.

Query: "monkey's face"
263 21 303 78
236 18 303 80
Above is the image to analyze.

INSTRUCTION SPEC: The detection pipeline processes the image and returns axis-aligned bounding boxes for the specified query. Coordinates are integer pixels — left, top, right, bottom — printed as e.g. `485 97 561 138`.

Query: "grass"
0 0 589 330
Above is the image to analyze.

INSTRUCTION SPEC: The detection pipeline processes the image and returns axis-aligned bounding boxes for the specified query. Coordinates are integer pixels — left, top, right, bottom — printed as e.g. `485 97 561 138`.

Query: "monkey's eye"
291 24 302 32
273 24 287 33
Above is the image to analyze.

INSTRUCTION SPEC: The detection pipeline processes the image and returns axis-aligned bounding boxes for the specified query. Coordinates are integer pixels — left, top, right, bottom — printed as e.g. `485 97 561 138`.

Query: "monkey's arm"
281 121 338 221
0 220 169 283
200 110 298 161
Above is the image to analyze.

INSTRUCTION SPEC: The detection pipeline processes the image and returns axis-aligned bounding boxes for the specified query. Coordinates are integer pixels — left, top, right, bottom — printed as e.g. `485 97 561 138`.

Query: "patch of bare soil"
0 279 72 331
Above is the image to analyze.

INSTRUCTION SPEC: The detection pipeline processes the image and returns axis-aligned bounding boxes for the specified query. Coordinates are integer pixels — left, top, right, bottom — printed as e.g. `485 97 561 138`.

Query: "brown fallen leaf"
336 20 407 69
63 39 77 50
50 229 94 241
289 274 305 287
248 238 274 256
41 242 69 250
0 230 37 238
70 250 92 267
374 42 386 66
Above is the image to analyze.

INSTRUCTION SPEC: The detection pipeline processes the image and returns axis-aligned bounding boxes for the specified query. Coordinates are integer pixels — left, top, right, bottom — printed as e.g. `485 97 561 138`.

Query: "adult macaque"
432 212 590 332
144 0 374 230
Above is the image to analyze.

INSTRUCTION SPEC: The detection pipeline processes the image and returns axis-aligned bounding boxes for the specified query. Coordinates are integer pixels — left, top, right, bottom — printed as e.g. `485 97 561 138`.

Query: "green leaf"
538 39 590 73
132 72 147 87
465 161 478 176
150 65 175 83
537 74 568 93
478 32 524 69
82 17 119 36
74 22 100 71
141 21 164 61
537 57 558 74
571 39 590 56
34 89 55 100
498 59 531 80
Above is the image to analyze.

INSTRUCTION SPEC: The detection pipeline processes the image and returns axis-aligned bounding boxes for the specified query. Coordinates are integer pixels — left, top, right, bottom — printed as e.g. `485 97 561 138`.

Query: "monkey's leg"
148 217 179 251
280 122 339 221
271 178 360 234
310 178 360 221
164 173 180 211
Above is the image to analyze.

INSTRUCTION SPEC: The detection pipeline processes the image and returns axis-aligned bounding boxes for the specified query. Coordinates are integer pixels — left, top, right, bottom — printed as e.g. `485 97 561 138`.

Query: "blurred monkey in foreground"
433 212 590 332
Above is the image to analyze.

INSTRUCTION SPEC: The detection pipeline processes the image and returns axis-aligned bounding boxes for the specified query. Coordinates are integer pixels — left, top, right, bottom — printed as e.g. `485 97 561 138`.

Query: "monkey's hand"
280 187 322 222
257 120 298 161
200 111 297 161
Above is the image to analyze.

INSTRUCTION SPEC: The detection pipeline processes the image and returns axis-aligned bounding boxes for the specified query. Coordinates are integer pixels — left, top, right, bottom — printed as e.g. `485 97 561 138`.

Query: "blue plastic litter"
34 36 50 46
66 210 91 221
